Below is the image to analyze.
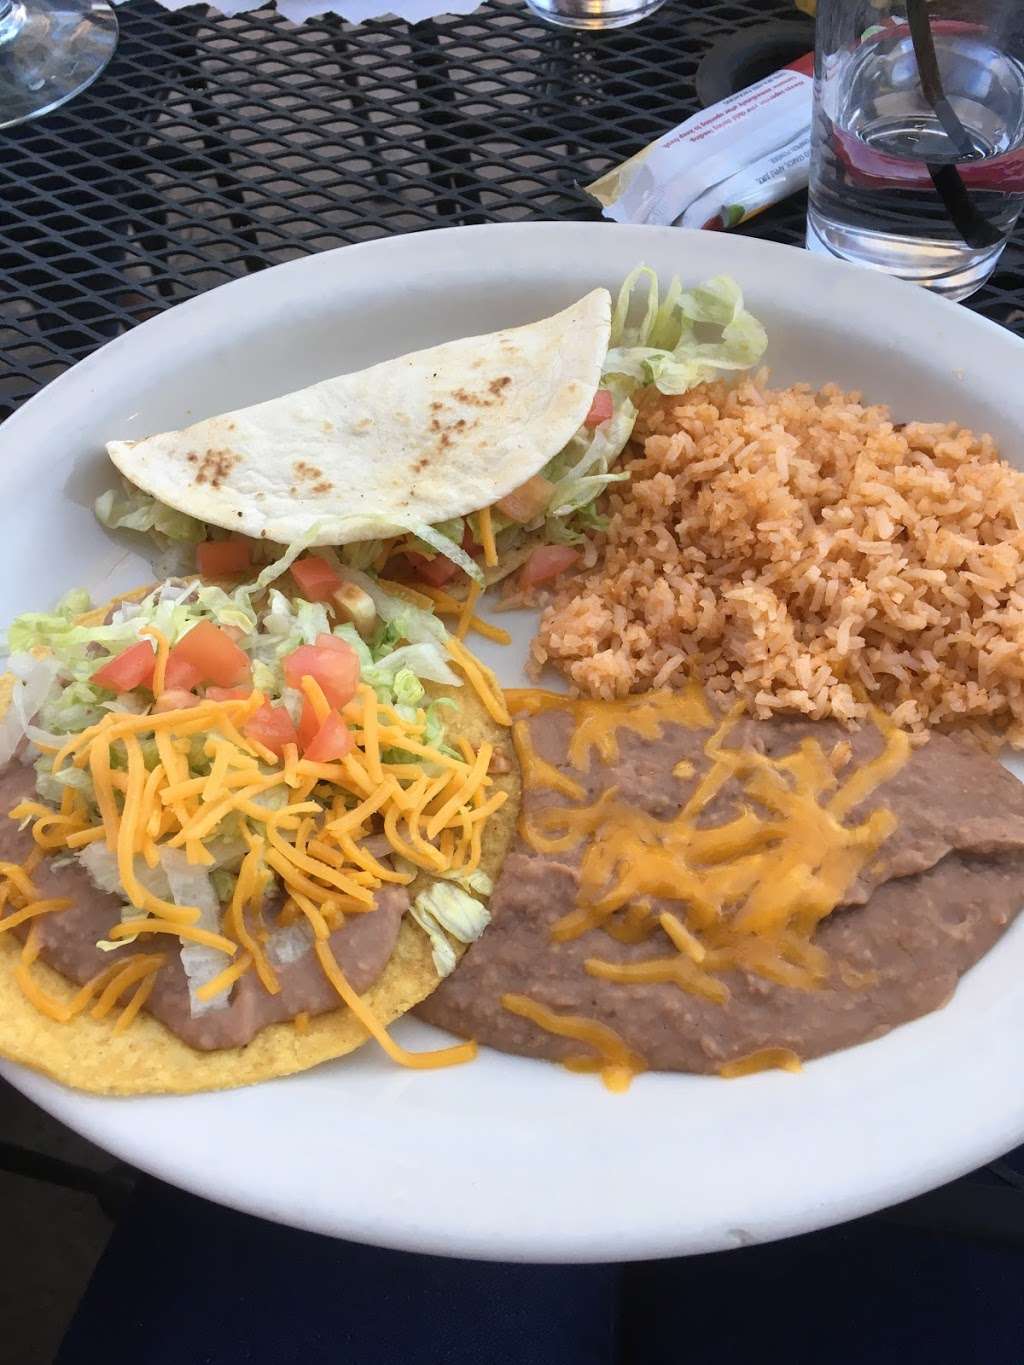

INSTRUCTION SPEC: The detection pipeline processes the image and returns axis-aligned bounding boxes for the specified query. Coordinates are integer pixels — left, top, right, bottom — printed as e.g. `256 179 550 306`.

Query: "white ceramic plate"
3 223 1024 1263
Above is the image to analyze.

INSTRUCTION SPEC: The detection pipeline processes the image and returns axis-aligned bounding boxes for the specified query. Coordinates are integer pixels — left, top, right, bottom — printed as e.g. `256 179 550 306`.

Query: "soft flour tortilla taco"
97 272 766 595
0 555 519 1095
104 291 614 556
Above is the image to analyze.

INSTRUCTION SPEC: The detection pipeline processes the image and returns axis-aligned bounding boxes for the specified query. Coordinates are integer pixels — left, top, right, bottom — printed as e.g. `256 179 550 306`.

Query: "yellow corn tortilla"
0 683 520 1095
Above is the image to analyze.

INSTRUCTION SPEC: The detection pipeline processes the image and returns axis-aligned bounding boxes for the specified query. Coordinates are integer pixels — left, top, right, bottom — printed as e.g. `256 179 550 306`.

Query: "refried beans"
418 691 1024 1077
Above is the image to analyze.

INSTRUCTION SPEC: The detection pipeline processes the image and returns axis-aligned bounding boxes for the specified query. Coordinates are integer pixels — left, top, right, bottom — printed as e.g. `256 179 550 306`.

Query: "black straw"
905 0 1004 249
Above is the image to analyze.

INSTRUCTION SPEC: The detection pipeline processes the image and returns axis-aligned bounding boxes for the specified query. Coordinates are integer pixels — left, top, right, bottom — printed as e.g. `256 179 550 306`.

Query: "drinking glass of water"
806 0 1024 300
524 0 666 31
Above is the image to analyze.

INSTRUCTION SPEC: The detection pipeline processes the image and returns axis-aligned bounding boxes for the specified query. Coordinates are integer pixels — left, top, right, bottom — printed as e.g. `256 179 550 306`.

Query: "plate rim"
4 220 1024 1263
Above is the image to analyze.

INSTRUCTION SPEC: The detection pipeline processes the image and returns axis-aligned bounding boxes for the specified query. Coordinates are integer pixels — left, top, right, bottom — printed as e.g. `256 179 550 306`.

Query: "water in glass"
808 19 1024 299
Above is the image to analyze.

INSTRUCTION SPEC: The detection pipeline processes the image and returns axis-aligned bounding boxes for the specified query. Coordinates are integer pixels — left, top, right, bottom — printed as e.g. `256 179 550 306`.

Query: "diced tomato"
170 620 250 688
91 641 155 693
163 655 202 692
496 474 554 525
283 641 360 709
297 697 320 751
314 632 351 654
520 544 580 588
303 711 354 763
196 539 251 578
584 389 614 427
243 702 298 758
206 686 251 702
290 555 343 603
153 689 201 714
405 551 459 587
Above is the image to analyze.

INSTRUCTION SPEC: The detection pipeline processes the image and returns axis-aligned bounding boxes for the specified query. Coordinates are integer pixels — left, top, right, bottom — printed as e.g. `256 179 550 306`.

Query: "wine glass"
0 0 117 130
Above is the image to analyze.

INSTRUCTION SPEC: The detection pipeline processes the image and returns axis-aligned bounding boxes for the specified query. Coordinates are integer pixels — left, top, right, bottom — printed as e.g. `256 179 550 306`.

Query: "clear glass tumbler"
524 0 666 32
0 0 117 130
806 0 1024 300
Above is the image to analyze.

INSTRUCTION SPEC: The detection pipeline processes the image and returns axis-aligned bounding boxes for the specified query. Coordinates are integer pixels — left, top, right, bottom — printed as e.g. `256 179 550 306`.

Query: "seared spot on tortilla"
193 448 240 489
311 481 332 495
322 420 334 433
293 460 324 481
452 384 506 409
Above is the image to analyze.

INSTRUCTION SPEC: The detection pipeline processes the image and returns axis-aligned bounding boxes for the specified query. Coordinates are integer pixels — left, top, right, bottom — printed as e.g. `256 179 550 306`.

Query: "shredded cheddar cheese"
300 675 331 725
114 965 162 1033
501 993 647 1092
314 937 476 1069
456 582 482 641
409 584 512 646
510 688 910 1018
447 637 511 726
140 626 170 697
0 897 73 934
91 953 166 1020
376 578 434 611
196 951 253 1002
476 508 498 568
719 1049 802 1078
4 637 510 1068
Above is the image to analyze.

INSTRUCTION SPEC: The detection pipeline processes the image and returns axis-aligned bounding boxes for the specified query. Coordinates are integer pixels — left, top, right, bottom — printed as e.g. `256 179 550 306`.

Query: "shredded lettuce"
604 268 766 393
95 484 205 544
406 517 465 561
363 643 459 692
0 652 61 766
336 539 386 573
33 759 94 807
392 667 424 707
409 881 491 977
161 848 232 1017
381 696 454 765
210 869 237 904
379 513 483 586
520 268 766 540
6 583 260 727
82 845 164 900
541 389 637 523
3 549 460 816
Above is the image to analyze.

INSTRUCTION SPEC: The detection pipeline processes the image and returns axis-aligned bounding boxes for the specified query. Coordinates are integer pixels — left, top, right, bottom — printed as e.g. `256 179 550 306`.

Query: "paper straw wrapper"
587 54 814 231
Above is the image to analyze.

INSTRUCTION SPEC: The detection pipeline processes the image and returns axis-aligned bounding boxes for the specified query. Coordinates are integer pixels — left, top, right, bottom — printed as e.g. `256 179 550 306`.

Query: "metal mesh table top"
3 0 1023 419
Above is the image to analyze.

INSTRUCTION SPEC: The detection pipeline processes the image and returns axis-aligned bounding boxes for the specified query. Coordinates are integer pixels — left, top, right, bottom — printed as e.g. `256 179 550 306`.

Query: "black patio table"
3 0 1024 1251
4 0 1024 423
